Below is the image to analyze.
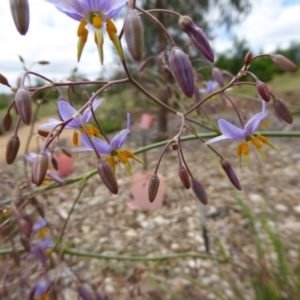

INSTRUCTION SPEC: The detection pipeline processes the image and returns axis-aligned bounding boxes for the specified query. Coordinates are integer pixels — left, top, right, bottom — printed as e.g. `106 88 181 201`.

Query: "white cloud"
1 0 299 93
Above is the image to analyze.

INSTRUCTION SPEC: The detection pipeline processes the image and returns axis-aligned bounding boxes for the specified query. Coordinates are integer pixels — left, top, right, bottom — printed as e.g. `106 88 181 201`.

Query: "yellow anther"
237 143 242 156
241 142 249 155
106 156 116 172
106 18 117 33
257 134 268 144
73 132 79 146
92 15 102 29
77 19 87 36
123 149 134 158
117 151 127 163
36 227 49 239
251 137 262 148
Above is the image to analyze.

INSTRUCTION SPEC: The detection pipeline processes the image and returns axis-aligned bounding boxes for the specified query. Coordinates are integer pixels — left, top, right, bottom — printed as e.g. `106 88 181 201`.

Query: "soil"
0 94 300 300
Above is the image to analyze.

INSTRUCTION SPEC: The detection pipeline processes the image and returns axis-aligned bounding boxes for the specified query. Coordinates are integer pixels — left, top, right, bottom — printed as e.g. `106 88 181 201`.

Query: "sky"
0 0 300 93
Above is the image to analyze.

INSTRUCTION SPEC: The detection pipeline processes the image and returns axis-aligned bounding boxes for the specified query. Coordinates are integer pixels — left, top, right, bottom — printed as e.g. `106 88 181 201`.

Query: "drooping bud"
20 235 31 251
32 152 49 186
148 174 160 203
3 113 13 131
37 60 50 65
51 156 59 171
19 218 32 237
271 54 298 72
273 98 293 124
191 179 208 205
6 134 20 164
9 0 30 35
244 51 252 65
221 159 242 191
168 47 194 98
0 73 11 87
178 166 191 189
60 146 73 158
178 15 214 62
124 10 144 61
256 81 270 102
98 160 118 194
15 87 32 125
212 67 224 87
38 129 52 138
78 286 93 300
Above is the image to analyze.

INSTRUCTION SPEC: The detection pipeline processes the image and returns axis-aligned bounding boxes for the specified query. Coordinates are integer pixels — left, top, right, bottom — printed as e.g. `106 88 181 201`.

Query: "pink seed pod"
6 134 20 164
32 152 49 186
178 165 191 189
15 87 32 125
9 0 30 35
191 179 208 205
98 160 118 194
124 11 144 61
271 54 298 72
273 98 293 124
169 47 194 98
178 15 214 63
256 81 270 102
221 159 241 191
148 174 160 203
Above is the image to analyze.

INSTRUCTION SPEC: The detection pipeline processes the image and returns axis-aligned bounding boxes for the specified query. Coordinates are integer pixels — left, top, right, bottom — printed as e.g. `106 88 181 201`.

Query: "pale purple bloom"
34 278 50 298
33 218 47 233
199 80 218 94
38 98 104 130
206 101 267 144
45 0 127 29
73 113 130 154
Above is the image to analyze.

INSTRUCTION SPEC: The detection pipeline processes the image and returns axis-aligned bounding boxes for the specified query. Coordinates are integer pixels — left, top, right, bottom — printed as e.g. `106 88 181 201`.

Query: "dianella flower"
45 0 127 63
38 99 104 146
74 113 143 174
199 80 218 94
206 101 276 166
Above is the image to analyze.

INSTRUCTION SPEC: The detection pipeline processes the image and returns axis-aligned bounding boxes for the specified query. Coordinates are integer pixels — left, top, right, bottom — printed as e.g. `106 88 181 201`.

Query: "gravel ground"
0 99 300 300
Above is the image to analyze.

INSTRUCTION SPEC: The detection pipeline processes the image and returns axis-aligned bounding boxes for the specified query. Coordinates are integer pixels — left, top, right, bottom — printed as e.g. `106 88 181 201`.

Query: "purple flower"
206 101 275 166
34 277 50 299
199 80 218 94
73 113 143 173
38 99 104 130
45 0 127 62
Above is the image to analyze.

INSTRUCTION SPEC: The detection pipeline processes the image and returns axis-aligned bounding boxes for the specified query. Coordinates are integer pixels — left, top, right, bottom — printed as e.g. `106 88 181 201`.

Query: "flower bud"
15 87 32 125
244 51 252 65
191 179 208 205
3 113 13 131
19 218 31 237
178 15 214 62
98 160 118 194
0 73 11 87
60 146 72 158
212 67 224 87
20 235 31 251
32 152 49 186
169 47 194 98
78 286 93 300
124 11 144 61
148 174 160 203
9 0 30 35
178 166 190 189
221 159 241 190
256 81 270 102
6 134 20 164
273 98 293 124
38 129 52 138
271 54 297 72
51 156 59 171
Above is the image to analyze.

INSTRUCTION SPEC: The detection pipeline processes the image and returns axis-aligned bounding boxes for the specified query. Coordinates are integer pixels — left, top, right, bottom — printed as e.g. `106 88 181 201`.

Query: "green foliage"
0 94 12 110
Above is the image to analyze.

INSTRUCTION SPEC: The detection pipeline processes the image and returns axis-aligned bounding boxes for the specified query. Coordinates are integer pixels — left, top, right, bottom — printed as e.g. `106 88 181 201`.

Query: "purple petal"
206 80 218 93
45 0 86 21
81 98 105 123
33 219 47 232
110 129 130 150
80 135 112 154
37 118 62 129
218 119 247 140
71 146 93 153
205 135 229 145
244 111 268 136
58 101 81 128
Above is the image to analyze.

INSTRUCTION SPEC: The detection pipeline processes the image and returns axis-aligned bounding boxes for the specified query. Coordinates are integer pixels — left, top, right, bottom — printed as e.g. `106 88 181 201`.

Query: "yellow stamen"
251 137 262 149
77 19 87 37
117 151 127 163
241 142 249 155
237 143 242 156
257 134 268 143
36 227 49 239
106 18 117 40
106 156 116 173
123 149 134 158
92 15 102 29
73 132 79 146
